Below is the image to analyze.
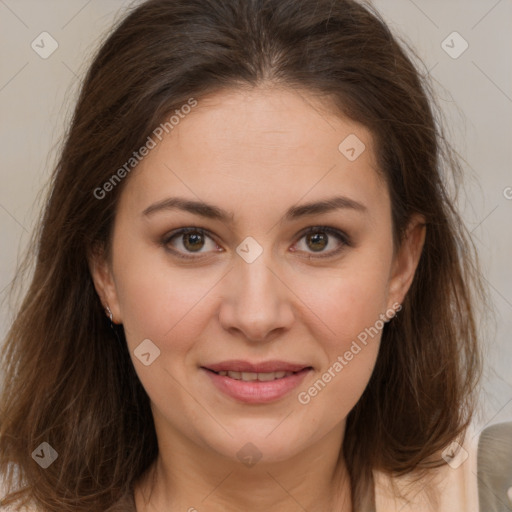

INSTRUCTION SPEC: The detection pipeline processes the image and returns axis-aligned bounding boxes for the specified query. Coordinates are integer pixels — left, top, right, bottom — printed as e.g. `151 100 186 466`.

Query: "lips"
212 370 296 382
203 360 310 373
201 360 313 403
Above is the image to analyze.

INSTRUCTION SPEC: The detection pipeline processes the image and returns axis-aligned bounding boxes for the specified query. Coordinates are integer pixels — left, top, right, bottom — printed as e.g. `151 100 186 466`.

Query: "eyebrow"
142 195 367 222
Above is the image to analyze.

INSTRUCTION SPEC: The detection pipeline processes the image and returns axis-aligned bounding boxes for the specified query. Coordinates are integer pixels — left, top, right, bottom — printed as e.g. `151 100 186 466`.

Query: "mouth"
200 361 313 403
203 359 311 374
204 368 308 382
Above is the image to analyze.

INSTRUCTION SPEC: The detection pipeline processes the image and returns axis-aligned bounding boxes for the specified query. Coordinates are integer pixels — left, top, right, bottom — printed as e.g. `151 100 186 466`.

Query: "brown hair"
0 0 486 510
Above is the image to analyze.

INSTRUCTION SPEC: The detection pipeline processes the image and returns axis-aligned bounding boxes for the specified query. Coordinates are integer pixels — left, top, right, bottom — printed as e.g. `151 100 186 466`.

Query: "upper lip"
203 360 311 373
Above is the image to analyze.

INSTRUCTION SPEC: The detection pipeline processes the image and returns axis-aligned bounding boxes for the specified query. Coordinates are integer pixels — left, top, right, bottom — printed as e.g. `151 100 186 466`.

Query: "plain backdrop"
1 0 511 438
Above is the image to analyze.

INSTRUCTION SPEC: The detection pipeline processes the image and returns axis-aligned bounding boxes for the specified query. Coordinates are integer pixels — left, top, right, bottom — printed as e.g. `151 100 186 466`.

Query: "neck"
134 427 353 512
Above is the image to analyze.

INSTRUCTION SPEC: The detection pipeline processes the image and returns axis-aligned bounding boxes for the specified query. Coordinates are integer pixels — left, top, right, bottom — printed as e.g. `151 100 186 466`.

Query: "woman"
0 0 487 510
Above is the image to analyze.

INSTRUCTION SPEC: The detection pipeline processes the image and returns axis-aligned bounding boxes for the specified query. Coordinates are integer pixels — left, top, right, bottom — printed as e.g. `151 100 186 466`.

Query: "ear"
387 213 426 309
88 244 122 324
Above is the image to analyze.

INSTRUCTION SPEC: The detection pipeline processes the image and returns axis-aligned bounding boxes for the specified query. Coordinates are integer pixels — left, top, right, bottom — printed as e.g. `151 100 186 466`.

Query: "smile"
201 364 313 404
212 370 297 381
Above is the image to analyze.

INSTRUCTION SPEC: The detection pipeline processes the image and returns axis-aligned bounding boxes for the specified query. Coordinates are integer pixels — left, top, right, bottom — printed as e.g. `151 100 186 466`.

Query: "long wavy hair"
0 0 486 510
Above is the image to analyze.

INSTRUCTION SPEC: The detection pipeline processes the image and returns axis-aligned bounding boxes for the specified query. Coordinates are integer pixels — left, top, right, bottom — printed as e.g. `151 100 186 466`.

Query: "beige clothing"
373 426 479 511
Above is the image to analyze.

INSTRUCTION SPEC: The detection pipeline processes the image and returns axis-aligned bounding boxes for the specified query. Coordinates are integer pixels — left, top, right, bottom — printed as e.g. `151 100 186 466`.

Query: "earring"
105 305 113 325
105 304 123 343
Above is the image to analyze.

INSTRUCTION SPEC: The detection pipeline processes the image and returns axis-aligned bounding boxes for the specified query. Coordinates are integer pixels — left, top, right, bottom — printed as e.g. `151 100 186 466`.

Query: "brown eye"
305 231 329 252
163 227 220 258
293 227 350 258
182 231 205 252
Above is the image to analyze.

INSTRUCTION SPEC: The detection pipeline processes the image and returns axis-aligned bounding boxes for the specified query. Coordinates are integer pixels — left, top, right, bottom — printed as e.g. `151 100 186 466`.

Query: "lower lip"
202 368 312 404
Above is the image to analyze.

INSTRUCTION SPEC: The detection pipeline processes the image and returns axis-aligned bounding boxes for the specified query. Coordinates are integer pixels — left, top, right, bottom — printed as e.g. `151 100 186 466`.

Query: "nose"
218 252 295 343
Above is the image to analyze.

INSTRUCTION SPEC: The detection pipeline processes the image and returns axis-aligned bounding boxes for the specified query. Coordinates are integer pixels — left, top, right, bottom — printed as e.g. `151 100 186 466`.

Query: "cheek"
293 254 391 350
291 250 391 412
112 236 222 356
295 273 386 418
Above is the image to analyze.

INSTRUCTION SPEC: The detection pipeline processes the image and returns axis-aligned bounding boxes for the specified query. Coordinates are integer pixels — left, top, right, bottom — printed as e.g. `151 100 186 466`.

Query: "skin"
90 84 426 512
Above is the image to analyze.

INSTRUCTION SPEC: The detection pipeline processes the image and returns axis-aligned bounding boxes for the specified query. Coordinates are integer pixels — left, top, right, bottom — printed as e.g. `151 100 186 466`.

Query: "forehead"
118 85 389 225
170 85 377 167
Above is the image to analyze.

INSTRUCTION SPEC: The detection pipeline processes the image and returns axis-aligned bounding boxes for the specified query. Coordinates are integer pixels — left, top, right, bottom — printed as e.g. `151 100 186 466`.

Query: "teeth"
217 370 295 381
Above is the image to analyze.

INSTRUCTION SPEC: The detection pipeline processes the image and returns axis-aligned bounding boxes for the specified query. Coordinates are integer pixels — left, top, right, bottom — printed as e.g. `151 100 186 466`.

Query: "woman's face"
91 85 424 465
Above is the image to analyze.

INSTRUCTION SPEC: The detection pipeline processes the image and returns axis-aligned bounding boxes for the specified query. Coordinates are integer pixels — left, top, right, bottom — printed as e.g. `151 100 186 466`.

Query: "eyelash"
161 226 352 261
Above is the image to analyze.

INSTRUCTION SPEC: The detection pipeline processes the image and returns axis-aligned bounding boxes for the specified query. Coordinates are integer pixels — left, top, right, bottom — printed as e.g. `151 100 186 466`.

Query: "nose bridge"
218 241 294 341
238 251 277 300
234 234 281 299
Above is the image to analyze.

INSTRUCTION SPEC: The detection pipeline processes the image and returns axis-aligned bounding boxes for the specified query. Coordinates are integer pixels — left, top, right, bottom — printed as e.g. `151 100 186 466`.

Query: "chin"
204 427 308 466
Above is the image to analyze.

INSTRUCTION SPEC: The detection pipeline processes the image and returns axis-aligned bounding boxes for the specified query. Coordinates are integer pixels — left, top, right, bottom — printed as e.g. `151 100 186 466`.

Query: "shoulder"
373 425 481 512
374 422 512 512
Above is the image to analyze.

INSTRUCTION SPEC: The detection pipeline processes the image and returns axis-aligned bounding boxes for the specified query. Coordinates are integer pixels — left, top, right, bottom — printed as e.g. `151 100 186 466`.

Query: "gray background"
1 0 511 439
